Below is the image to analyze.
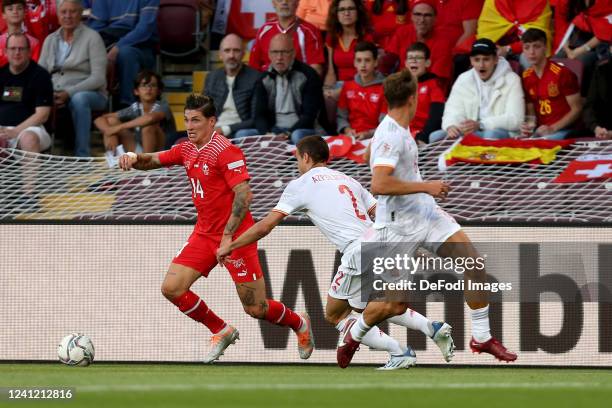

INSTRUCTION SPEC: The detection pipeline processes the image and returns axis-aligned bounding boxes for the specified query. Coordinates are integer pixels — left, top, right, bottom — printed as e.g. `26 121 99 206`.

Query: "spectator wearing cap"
0 0 42 67
429 38 524 142
384 0 454 86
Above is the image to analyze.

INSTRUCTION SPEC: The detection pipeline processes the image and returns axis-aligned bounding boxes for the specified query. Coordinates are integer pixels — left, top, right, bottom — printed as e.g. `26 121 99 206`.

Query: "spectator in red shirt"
337 41 386 139
520 28 582 140
0 0 41 66
405 42 445 143
385 0 453 86
249 0 325 76
364 0 409 49
324 0 372 94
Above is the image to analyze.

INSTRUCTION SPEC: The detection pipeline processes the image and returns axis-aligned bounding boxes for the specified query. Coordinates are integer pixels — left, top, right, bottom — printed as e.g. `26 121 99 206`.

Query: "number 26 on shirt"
190 177 204 198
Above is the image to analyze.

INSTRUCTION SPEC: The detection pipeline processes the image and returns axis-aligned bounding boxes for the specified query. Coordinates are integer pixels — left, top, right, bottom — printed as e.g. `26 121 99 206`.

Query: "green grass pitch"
1 364 611 408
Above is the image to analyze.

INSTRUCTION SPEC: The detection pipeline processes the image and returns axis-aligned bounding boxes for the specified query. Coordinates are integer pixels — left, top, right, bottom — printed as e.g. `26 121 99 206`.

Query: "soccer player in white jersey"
217 135 455 370
336 70 517 368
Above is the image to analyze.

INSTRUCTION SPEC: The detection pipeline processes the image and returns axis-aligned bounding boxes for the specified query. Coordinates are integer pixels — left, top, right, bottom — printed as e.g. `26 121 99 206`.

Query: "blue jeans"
68 91 108 157
233 128 260 139
236 127 318 144
537 129 572 140
429 128 511 143
117 46 155 105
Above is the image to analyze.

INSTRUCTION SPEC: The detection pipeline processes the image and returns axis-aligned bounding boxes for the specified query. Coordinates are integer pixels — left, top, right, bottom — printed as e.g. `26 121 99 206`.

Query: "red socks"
172 291 226 334
264 299 303 331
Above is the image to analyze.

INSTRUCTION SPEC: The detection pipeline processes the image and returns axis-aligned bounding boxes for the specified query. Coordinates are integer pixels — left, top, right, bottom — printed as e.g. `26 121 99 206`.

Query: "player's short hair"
354 41 378 60
521 28 547 44
407 41 431 60
185 94 216 118
2 0 26 11
296 136 329 164
383 69 417 109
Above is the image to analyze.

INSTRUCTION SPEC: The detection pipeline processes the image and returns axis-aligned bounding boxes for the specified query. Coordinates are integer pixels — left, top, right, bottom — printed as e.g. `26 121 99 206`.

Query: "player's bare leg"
438 230 517 362
161 263 237 363
235 277 314 359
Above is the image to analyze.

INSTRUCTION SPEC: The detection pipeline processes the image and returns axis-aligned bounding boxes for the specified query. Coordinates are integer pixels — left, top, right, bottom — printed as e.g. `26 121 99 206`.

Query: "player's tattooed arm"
132 153 163 171
223 181 253 236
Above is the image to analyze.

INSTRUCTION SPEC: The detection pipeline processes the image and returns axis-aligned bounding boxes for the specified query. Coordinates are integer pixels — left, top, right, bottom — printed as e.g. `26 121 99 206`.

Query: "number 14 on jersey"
190 177 204 198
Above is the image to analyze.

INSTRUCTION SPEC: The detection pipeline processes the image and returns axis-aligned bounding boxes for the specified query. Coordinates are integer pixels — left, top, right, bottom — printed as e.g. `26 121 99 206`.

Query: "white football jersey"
273 166 376 253
369 115 437 233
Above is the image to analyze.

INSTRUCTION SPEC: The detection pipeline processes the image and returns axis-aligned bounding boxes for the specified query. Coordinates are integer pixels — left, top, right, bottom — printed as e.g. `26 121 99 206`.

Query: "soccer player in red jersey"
405 42 445 144
520 28 582 140
118 94 314 363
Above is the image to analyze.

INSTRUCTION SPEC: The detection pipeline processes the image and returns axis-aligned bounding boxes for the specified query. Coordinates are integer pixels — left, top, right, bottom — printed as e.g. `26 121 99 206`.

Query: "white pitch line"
77 382 611 393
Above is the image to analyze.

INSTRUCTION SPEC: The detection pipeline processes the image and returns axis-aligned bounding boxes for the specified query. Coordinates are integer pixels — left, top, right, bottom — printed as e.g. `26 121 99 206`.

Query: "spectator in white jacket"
429 38 524 142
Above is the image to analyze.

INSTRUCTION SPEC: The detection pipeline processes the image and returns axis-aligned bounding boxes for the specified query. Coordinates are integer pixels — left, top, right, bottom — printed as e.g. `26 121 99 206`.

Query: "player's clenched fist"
424 180 450 200
118 152 138 170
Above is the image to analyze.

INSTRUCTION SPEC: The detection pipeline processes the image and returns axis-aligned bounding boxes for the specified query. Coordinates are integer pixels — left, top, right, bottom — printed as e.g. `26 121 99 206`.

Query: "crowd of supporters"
0 0 610 157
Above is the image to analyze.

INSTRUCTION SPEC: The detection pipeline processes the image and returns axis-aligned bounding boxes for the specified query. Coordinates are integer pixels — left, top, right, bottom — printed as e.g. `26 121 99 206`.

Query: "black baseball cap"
470 38 497 57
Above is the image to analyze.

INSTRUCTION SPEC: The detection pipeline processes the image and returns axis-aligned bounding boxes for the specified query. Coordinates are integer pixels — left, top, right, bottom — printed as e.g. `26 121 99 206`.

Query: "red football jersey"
410 75 446 135
522 60 580 127
326 33 374 82
248 18 325 71
158 133 254 236
386 24 454 81
338 79 387 133
364 0 410 49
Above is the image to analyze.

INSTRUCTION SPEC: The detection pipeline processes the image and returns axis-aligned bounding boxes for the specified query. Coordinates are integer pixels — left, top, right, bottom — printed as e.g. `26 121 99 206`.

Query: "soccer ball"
57 333 95 367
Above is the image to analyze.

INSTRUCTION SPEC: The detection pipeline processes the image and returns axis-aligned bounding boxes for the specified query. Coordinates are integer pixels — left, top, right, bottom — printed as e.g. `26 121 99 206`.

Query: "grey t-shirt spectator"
116 100 176 141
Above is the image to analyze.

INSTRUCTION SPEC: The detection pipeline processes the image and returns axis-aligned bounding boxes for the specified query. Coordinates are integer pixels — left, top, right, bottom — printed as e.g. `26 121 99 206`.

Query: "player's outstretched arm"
118 152 163 171
223 181 254 238
217 211 286 263
371 166 450 200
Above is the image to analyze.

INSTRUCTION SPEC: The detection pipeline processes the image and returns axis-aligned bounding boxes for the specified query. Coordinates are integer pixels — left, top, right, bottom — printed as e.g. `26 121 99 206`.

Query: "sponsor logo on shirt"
370 93 380 103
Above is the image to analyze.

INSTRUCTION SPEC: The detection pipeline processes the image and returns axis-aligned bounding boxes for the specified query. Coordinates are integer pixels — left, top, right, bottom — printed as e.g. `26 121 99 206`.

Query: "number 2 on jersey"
338 184 366 220
190 177 204 198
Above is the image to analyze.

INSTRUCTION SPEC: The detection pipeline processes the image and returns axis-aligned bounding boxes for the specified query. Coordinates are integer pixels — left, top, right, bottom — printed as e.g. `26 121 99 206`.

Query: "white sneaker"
376 347 417 370
431 321 455 362
203 325 239 363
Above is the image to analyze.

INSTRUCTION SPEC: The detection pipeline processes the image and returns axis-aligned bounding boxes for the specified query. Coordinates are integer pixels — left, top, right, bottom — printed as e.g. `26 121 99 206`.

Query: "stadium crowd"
0 0 610 156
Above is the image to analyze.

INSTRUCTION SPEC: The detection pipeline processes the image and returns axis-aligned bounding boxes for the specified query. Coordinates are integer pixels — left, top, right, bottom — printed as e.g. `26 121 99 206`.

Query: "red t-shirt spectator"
326 33 374 81
337 74 387 133
364 0 410 49
431 0 483 49
386 24 454 82
522 60 580 127
249 18 325 72
0 0 57 45
0 32 40 66
410 73 445 135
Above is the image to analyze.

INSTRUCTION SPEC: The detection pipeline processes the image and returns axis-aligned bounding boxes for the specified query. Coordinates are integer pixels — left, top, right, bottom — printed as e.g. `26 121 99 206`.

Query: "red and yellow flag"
444 134 573 166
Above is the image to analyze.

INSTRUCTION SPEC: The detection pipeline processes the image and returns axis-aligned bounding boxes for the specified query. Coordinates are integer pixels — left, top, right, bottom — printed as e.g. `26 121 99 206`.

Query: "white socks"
471 305 492 343
387 309 434 338
337 315 404 356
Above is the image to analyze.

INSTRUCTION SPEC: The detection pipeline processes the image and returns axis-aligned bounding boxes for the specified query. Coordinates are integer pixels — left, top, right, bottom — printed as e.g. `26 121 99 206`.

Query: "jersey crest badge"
202 163 209 175
548 82 559 98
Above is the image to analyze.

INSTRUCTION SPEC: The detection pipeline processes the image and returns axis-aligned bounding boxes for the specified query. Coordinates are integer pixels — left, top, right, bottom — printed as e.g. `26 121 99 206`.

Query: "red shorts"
172 231 263 283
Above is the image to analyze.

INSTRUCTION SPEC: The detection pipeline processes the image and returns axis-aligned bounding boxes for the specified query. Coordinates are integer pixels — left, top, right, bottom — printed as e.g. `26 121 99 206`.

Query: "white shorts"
369 206 461 253
327 241 368 310
5 125 51 151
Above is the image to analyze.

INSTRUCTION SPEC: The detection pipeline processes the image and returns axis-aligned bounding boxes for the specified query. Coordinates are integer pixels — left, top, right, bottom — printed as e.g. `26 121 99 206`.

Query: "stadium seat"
158 0 205 58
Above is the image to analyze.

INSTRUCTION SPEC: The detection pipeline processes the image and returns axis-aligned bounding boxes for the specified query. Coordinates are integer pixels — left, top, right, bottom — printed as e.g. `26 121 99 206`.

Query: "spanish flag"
443 134 573 167
478 0 553 53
